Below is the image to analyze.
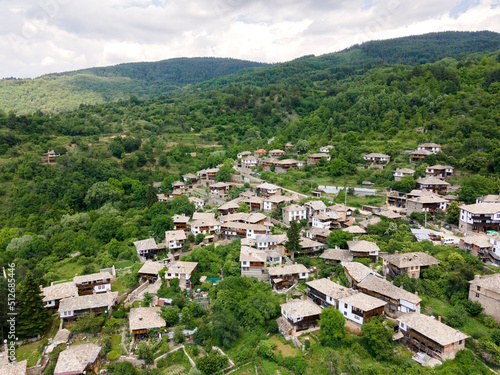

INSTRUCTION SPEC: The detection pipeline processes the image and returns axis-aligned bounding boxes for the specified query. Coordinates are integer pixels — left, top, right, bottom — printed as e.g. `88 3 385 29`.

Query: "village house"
59 291 118 321
284 142 295 152
42 282 79 310
386 190 407 209
319 145 334 153
275 159 299 173
269 149 286 158
416 176 450 194
164 230 187 255
153 181 162 193
356 275 421 316
363 153 390 164
307 153 331 165
157 193 168 201
239 246 270 281
469 274 500 323
221 222 268 239
280 299 322 333
263 194 293 212
381 252 439 279
182 173 198 185
347 239 380 262
425 165 454 179
190 212 220 235
241 155 258 169
328 204 353 225
320 247 353 265
459 234 493 262
459 203 500 234
260 157 279 171
304 200 327 217
220 212 267 225
311 211 341 230
241 194 265 211
406 193 449 215
306 278 355 308
254 149 267 158
138 260 167 283
343 262 377 288
409 149 432 163
217 200 240 216
417 143 442 154
171 181 187 192
306 227 331 244
256 182 281 197
359 216 382 229
129 307 166 337
282 204 307 225
397 313 468 361
254 234 279 251
188 196 204 210
73 271 112 295
237 151 252 159
268 263 309 289
393 168 415 181
164 261 198 289
299 237 326 255
209 182 232 196
486 236 500 265
476 195 500 204
53 343 102 375
134 238 160 259
339 293 387 332
172 214 190 232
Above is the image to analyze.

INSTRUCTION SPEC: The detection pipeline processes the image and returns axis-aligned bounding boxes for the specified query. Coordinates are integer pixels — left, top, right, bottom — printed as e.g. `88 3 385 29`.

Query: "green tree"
71 311 105 334
391 175 416 193
212 310 240 349
151 215 174 240
196 350 229 375
216 159 235 182
327 230 354 249
16 272 51 338
143 292 153 307
84 182 122 209
136 342 155 363
362 317 393 360
285 220 301 254
147 183 157 208
174 325 185 343
319 307 346 346
90 215 120 243
445 201 460 225
160 306 180 327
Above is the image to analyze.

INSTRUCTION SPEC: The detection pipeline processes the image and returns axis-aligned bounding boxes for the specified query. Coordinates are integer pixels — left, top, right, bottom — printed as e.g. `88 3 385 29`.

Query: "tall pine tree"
285 220 301 259
17 272 51 338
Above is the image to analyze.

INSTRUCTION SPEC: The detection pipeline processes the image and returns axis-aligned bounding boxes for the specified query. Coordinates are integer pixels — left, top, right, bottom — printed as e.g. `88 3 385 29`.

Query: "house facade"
339 293 387 331
425 165 454 179
469 274 500 323
306 278 355 308
282 204 307 225
73 272 112 295
381 252 439 279
268 263 309 289
280 299 322 333
459 203 500 234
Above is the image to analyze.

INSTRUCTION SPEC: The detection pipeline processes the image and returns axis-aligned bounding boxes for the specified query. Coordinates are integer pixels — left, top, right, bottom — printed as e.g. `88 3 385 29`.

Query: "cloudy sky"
1 0 500 78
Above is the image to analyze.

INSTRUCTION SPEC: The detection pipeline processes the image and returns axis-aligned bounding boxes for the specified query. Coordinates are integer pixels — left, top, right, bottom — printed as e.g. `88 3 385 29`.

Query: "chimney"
395 251 399 255
438 316 441 322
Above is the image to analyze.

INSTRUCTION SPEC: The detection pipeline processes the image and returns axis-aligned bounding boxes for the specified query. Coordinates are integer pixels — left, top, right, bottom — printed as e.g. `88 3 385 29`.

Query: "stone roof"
304 200 327 210
339 292 387 311
281 299 322 320
410 149 433 156
269 263 308 276
306 278 355 300
314 211 340 221
358 275 421 304
381 252 439 268
275 159 298 165
342 225 367 234
218 200 241 210
469 274 500 294
418 143 441 148
221 222 267 231
378 210 402 220
282 204 306 212
299 237 325 249
477 195 500 203
53 343 101 375
264 195 293 203
347 240 380 253
172 181 184 187
242 155 258 161
427 164 453 170
407 194 448 204
307 227 332 238
59 292 118 313
320 248 353 262
52 329 71 343
165 230 187 242
138 261 166 275
172 214 190 223
343 262 374 283
461 234 492 248
364 153 390 158
395 168 415 174
239 246 267 262
269 149 285 154
255 234 278 243
460 203 500 215
0 359 27 375
42 282 79 302
417 177 451 186
73 271 112 284
274 234 288 244
193 212 216 221
256 182 281 190
165 261 198 275
183 173 197 179
211 182 231 189
189 197 204 203
133 238 158 252
359 216 382 229
129 307 166 332
308 153 330 158
398 313 469 346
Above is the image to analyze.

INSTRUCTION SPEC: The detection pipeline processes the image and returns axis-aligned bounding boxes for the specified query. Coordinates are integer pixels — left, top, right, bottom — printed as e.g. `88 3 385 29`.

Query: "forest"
1 31 500 374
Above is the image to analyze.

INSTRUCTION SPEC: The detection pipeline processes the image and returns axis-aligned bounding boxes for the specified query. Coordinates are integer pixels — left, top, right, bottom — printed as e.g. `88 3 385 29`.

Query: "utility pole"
345 187 347 206
424 210 427 227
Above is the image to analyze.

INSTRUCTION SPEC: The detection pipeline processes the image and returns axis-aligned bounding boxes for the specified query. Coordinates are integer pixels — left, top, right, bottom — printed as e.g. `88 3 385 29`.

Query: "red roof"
255 149 267 154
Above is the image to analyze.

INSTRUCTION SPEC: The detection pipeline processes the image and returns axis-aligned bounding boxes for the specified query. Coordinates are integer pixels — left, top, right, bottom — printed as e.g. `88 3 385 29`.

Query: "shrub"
107 351 121 361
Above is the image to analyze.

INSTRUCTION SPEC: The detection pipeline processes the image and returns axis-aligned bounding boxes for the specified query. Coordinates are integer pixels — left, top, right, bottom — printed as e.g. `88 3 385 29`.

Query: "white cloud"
0 0 499 78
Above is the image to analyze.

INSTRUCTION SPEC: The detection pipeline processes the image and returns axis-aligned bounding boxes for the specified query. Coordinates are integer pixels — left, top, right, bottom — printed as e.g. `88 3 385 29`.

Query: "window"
343 311 347 316
476 293 479 298
344 303 348 308
477 286 481 291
